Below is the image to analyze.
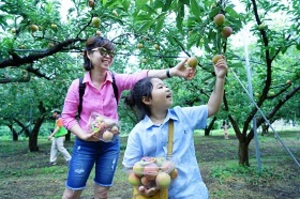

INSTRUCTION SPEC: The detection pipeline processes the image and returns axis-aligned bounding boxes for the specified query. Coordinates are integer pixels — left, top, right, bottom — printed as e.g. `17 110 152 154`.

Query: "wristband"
166 69 171 78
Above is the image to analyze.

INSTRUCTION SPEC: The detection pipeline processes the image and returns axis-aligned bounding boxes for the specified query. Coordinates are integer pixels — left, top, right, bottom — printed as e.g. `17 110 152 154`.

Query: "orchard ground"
0 129 299 199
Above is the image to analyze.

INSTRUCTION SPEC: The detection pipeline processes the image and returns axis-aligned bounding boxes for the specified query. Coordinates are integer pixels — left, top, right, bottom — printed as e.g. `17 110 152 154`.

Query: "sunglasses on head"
91 47 116 58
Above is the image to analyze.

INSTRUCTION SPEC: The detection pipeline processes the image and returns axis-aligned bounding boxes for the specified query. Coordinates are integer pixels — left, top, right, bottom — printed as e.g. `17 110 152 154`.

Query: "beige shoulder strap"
167 120 174 159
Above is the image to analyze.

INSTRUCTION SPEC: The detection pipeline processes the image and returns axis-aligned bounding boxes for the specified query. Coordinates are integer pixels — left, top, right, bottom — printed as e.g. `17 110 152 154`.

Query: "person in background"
122 57 228 198
48 109 71 166
61 36 196 199
222 120 229 140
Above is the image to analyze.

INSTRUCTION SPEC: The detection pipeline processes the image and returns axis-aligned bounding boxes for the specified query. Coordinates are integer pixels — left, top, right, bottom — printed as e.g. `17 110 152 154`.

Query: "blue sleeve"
122 128 143 169
173 105 208 130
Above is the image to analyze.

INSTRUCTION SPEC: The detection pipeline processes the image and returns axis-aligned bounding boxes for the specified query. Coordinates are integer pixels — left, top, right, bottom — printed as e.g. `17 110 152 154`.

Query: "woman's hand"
80 133 102 142
73 129 100 142
170 58 196 80
71 124 101 142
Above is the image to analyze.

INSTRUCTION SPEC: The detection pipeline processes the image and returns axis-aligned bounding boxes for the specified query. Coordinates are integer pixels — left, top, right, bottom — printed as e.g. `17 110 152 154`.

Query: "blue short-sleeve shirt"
122 105 209 199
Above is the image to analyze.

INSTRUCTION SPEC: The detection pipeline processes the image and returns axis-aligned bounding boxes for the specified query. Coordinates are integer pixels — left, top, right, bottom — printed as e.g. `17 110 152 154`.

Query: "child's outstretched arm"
207 57 228 117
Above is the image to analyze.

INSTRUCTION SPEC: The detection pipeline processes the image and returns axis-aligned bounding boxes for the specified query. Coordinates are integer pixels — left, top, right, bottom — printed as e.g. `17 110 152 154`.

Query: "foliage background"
0 0 299 163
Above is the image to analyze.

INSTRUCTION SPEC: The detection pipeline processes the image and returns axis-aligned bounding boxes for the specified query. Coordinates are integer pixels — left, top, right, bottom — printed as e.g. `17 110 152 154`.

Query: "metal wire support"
228 67 300 169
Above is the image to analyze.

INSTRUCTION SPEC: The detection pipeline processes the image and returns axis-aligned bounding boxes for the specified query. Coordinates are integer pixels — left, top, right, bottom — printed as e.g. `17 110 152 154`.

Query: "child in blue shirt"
122 57 228 199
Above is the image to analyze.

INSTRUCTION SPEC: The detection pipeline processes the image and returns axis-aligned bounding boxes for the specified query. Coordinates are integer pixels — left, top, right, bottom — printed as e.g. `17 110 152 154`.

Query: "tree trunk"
204 116 217 136
238 141 250 166
228 115 251 166
65 130 71 141
12 131 18 141
29 132 39 152
28 115 45 152
7 124 19 141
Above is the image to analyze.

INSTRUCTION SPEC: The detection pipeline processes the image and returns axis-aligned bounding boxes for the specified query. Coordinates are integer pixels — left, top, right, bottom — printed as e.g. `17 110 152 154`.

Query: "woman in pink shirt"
61 36 195 199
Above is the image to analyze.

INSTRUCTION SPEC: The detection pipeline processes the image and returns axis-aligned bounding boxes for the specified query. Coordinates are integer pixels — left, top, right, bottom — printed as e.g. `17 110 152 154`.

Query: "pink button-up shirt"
62 70 148 132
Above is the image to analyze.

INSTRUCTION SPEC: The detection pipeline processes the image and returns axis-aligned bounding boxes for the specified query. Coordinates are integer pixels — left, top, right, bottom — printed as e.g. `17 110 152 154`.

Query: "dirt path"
1 134 300 199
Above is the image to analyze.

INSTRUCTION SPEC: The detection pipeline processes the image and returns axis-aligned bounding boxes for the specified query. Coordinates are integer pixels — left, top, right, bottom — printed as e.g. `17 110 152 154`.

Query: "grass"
0 129 299 199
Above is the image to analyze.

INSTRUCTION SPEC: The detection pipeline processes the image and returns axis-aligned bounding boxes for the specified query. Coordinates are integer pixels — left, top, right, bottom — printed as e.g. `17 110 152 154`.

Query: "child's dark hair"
124 77 154 121
83 36 115 71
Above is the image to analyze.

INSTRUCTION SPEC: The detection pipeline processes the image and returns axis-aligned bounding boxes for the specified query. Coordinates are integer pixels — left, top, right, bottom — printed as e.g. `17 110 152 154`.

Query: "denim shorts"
65 137 120 190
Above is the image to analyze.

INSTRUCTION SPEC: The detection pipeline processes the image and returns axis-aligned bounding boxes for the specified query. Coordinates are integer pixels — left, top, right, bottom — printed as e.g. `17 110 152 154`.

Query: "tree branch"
0 38 85 68
243 0 273 135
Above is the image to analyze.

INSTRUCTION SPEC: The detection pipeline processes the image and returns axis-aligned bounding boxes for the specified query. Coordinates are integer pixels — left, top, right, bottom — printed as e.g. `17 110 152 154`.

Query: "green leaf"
135 14 151 21
230 62 244 68
155 14 165 33
190 0 200 18
209 7 221 19
225 6 240 18
162 0 172 12
280 46 287 54
176 4 184 32
179 0 190 5
120 0 131 11
187 33 198 49
204 42 211 52
102 0 108 6
141 4 158 15
137 21 154 32
202 74 214 82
